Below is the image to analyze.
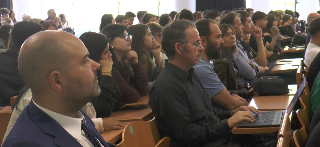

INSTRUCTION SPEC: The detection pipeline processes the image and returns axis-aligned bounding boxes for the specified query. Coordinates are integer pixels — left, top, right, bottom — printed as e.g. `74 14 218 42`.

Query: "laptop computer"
236 77 306 128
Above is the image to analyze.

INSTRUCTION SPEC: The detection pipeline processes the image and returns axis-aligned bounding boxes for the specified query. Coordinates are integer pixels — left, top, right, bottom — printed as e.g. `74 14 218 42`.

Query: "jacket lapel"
28 102 83 147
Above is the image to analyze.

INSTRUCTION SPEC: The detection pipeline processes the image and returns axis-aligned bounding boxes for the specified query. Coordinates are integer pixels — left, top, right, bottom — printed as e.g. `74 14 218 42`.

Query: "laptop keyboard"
252 111 276 125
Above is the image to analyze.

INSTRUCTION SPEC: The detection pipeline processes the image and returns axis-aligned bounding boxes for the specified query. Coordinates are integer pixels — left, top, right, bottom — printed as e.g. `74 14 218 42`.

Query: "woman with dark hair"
99 14 115 31
279 14 295 37
9 10 16 24
128 24 163 85
0 25 13 52
79 32 123 118
214 24 253 100
101 24 148 104
40 21 58 30
262 14 280 53
159 14 172 27
59 14 69 28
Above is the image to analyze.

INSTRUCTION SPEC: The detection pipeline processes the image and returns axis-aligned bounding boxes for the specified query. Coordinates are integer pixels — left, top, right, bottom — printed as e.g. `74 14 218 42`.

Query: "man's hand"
252 26 262 39
227 111 256 128
102 117 125 131
0 106 12 113
231 106 259 116
126 51 138 65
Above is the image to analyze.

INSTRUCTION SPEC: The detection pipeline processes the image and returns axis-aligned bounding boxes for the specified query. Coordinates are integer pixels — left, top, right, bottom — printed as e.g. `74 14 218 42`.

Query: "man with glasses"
194 19 249 111
149 20 259 147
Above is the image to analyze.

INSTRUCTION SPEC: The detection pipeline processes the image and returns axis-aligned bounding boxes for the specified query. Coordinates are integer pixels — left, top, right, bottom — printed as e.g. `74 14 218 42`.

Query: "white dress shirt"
304 42 320 67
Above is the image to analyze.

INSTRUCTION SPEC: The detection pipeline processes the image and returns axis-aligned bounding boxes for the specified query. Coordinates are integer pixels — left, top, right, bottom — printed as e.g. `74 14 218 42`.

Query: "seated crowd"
0 5 320 147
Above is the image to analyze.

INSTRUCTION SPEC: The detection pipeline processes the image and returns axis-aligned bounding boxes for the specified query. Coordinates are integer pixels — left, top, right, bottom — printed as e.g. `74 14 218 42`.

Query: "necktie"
81 120 102 147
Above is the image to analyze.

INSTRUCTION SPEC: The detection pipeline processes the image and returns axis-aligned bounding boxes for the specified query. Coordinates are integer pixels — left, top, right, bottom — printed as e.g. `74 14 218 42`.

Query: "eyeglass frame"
117 33 132 42
180 40 202 50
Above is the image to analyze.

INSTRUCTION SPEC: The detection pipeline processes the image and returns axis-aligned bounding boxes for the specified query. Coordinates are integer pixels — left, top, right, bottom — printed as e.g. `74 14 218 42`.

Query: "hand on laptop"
227 106 259 128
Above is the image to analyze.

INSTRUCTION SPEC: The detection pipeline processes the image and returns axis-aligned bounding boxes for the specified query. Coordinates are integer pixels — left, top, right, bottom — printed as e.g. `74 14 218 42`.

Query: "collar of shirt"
165 61 194 82
32 100 83 143
308 42 320 48
198 56 214 69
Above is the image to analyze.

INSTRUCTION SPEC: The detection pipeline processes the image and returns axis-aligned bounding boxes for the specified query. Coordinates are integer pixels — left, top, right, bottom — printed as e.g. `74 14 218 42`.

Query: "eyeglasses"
118 34 132 42
181 40 202 50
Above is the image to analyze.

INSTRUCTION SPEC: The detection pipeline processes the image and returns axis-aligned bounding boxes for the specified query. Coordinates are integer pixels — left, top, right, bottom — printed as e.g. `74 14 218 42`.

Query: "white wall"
249 0 319 21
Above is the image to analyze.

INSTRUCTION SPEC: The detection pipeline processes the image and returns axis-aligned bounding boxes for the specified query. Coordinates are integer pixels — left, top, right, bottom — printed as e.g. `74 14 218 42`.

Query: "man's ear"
48 71 63 92
200 36 207 48
174 42 183 55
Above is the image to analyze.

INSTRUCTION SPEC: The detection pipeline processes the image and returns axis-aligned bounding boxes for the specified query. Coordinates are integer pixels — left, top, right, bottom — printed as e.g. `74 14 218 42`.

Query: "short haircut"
142 13 155 24
210 9 219 13
137 11 147 20
220 12 238 26
115 15 127 23
79 32 109 63
0 8 9 15
147 22 163 36
235 10 250 25
47 9 54 14
307 17 320 37
0 25 13 40
169 11 177 20
161 20 195 58
195 19 216 39
179 9 194 21
11 21 42 50
205 11 219 20
159 14 170 26
203 10 210 16
99 14 114 31
246 8 254 13
125 11 136 18
251 11 267 25
221 10 232 17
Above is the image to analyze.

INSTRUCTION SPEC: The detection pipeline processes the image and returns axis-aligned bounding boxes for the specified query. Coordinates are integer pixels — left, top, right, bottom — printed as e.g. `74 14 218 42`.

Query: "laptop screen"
286 77 306 113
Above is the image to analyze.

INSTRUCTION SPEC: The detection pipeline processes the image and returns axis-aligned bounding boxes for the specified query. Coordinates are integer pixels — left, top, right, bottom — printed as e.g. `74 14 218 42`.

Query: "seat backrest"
296 64 303 87
297 101 310 133
0 112 12 144
293 127 307 147
117 121 155 147
155 137 171 147
278 113 292 139
10 96 17 108
149 117 161 144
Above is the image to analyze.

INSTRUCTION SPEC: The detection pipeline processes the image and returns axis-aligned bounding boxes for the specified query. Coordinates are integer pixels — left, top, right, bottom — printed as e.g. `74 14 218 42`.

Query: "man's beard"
206 40 221 60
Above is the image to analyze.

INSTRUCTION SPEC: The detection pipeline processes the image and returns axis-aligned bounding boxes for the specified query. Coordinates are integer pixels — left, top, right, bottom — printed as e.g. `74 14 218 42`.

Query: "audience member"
159 14 172 27
169 11 177 21
0 8 11 25
214 23 254 100
99 14 115 32
306 13 320 48
101 24 148 104
0 25 13 52
45 9 61 28
179 9 194 21
149 20 259 147
309 71 320 119
246 8 254 17
59 14 69 28
142 13 156 24
194 19 248 110
262 14 281 53
220 12 263 85
205 11 220 22
79 32 123 118
2 30 111 147
194 11 202 21
128 24 163 85
125 11 136 26
304 17 320 67
137 11 147 24
279 14 295 37
147 22 167 66
22 14 31 21
0 21 42 107
9 10 16 24
249 11 268 52
40 21 58 30
115 15 128 27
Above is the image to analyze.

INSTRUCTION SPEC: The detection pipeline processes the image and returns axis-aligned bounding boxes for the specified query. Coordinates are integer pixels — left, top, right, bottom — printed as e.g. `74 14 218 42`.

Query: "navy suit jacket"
3 101 110 147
